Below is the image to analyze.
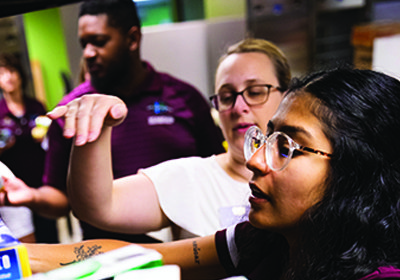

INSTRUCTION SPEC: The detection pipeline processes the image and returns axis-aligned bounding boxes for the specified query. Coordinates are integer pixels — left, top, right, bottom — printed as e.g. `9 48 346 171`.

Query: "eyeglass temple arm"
301 146 332 158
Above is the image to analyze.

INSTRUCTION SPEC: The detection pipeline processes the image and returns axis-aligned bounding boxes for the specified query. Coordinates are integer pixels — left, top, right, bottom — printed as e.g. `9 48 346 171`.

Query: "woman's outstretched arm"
47 94 170 234
25 235 227 280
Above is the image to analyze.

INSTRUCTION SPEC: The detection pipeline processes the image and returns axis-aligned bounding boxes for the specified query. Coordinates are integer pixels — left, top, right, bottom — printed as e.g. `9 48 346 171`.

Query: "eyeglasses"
244 126 332 171
209 84 282 112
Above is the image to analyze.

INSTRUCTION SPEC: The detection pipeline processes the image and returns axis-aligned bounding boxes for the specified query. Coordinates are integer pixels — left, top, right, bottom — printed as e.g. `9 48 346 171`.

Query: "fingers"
48 94 127 146
47 103 80 139
84 95 127 137
47 106 68 120
3 176 24 191
0 188 9 206
64 99 81 140
79 95 115 145
107 103 128 126
73 95 96 145
0 191 6 206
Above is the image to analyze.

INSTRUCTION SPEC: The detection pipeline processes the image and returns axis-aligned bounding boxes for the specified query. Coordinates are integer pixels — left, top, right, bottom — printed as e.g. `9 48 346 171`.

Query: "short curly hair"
79 0 141 33
0 53 27 90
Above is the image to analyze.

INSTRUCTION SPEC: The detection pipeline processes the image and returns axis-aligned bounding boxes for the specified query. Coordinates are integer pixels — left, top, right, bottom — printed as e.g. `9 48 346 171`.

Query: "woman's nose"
246 144 272 175
232 94 250 112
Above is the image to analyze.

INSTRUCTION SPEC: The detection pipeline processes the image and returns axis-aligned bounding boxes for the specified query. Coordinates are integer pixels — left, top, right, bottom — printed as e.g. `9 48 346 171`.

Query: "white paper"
372 34 400 80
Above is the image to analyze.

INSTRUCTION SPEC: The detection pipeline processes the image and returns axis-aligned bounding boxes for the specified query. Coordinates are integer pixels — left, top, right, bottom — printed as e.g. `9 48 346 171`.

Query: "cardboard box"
351 21 400 69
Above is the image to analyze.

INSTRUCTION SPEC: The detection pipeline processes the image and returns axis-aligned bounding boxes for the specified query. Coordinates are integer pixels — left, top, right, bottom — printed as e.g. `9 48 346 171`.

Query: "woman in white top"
48 38 291 241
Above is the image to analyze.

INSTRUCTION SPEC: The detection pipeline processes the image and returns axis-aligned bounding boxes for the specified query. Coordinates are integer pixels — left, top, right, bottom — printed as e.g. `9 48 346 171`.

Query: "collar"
135 61 163 93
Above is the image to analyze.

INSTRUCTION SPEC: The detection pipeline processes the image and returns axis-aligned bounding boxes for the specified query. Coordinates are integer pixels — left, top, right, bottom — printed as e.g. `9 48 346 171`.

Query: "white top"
0 161 35 239
140 155 250 240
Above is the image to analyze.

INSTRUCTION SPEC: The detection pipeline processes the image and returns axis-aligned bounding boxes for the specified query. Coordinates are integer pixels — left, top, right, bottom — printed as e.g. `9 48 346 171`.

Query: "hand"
0 176 35 207
47 94 128 146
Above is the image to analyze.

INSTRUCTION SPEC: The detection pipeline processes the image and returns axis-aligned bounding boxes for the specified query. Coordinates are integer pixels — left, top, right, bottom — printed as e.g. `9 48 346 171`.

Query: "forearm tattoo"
193 241 200 265
60 244 103 266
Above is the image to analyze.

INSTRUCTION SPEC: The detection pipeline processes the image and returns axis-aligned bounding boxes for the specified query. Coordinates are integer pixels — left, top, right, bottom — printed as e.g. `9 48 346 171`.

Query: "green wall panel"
23 8 71 109
204 0 246 19
138 3 174 26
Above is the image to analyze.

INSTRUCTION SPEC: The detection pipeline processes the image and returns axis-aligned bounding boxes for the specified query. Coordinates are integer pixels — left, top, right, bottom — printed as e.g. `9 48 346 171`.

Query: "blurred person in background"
0 53 57 243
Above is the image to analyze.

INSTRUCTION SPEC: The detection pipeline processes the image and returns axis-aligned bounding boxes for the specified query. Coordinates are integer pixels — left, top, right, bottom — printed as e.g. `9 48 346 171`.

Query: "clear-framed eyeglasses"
209 84 282 112
244 126 332 171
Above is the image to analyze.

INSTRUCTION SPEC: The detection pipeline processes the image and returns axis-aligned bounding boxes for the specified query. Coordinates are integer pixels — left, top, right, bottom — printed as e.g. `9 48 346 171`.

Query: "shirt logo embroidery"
148 115 174 126
146 101 172 115
146 101 175 126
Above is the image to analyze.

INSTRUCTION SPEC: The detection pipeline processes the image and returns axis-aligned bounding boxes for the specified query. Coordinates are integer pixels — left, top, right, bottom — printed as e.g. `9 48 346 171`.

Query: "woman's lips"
234 123 253 134
249 182 271 202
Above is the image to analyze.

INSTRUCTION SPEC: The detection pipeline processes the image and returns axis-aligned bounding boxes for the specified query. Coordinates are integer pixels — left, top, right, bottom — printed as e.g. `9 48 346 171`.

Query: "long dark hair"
285 68 400 279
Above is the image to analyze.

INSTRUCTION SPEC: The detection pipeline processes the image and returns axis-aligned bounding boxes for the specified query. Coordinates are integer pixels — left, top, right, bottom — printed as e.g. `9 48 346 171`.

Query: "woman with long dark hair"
25 68 400 280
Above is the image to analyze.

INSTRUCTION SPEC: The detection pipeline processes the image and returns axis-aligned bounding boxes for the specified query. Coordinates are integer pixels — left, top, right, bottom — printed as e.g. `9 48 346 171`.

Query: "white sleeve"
226 224 240 267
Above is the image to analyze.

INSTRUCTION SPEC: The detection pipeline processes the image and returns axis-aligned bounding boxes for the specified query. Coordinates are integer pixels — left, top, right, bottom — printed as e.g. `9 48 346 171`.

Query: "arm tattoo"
193 241 200 265
60 244 103 266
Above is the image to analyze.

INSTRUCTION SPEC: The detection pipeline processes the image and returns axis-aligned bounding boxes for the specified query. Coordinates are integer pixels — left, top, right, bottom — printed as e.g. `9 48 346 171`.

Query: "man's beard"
90 55 131 96
90 74 117 94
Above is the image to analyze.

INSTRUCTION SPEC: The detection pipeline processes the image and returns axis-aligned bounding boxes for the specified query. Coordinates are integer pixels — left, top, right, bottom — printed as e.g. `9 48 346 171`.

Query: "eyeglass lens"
266 133 292 171
217 85 271 111
244 126 264 161
244 126 293 171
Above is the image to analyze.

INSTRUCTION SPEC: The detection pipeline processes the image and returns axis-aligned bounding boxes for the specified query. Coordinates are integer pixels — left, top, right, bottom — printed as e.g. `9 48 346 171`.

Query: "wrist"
25 187 39 209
